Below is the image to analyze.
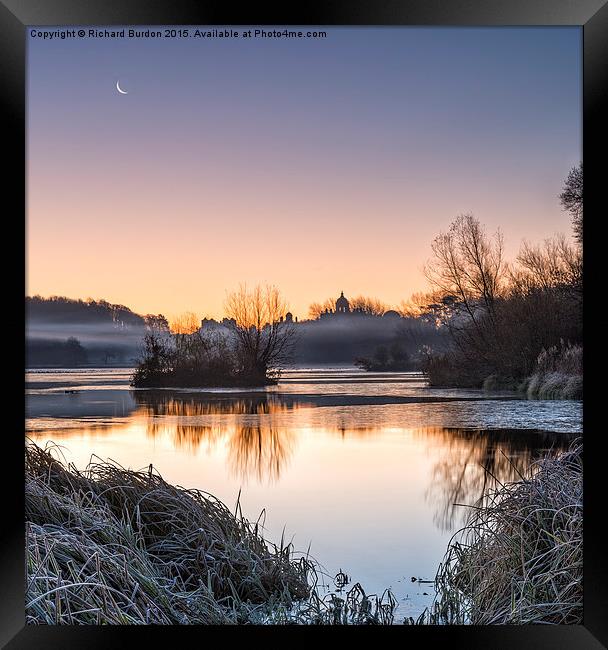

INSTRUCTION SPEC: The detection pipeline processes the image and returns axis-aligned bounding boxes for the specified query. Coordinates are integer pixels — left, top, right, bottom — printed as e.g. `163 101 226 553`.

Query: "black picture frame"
3 1 606 647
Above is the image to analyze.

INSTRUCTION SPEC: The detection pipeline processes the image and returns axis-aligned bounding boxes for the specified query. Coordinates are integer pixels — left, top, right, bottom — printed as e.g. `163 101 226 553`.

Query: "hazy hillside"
26 296 147 367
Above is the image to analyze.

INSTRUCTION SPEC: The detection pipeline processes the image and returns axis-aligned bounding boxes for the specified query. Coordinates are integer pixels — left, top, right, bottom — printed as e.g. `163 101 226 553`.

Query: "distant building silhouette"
318 291 401 321
320 291 352 319
335 291 350 314
200 317 236 332
199 291 398 333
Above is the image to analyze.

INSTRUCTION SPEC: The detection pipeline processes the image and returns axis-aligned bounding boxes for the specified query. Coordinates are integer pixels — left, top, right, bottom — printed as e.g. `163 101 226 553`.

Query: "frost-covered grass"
25 441 397 625
26 436 583 626
523 342 582 399
414 441 583 625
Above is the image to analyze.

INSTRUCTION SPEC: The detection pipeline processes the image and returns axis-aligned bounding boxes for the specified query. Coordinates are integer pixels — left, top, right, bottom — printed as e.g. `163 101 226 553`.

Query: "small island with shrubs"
131 284 296 388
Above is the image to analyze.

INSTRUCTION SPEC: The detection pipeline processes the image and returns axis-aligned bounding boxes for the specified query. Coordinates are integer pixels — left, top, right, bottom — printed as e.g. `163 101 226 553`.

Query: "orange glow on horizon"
26 28 580 320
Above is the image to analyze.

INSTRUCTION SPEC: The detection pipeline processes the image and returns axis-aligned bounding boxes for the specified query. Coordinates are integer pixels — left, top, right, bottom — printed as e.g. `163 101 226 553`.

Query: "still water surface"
25 367 581 619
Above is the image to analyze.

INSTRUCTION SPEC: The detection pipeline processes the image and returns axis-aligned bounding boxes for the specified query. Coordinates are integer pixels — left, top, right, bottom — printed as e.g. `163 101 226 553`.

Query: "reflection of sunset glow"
27 398 572 503
227 426 294 483
135 394 304 478
27 400 575 617
412 427 569 531
134 394 313 416
26 361 581 617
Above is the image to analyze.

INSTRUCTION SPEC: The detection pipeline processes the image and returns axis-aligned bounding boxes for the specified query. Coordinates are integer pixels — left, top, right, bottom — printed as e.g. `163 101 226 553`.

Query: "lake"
25 366 582 620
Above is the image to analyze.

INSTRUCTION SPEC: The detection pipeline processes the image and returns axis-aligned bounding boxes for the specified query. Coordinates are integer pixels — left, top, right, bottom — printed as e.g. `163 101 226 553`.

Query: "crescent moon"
116 80 128 95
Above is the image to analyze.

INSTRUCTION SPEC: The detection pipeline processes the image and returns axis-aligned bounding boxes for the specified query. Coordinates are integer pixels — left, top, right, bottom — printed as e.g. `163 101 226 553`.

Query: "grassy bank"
26 440 581 625
520 342 582 400
430 341 583 400
418 441 583 625
25 442 396 625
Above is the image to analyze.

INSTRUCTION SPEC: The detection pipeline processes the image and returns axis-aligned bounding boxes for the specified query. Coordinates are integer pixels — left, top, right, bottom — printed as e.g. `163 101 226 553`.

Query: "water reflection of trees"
32 390 576 528
133 391 313 416
226 425 294 483
415 427 573 531
132 392 299 482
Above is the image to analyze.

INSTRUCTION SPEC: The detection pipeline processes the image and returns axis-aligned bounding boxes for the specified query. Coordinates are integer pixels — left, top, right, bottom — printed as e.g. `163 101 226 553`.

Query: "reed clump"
25 441 314 624
419 440 582 625
25 441 398 625
523 341 583 399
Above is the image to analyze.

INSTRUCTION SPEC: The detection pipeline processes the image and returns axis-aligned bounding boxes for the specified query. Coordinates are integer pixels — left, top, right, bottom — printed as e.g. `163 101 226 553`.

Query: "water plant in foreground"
26 439 581 626
522 341 583 400
415 440 583 625
25 441 396 625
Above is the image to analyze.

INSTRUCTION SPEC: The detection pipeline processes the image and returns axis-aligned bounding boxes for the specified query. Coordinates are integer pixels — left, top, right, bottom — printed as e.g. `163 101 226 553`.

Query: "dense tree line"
27 295 169 332
26 296 170 367
419 164 582 391
26 296 143 328
27 337 88 367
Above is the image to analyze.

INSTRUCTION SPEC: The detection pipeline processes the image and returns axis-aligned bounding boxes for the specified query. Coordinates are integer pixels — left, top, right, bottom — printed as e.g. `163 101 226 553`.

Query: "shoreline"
25 441 397 625
26 439 582 625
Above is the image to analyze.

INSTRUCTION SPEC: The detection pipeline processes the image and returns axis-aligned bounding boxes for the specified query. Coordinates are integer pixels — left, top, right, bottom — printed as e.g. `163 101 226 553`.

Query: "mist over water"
25 293 447 368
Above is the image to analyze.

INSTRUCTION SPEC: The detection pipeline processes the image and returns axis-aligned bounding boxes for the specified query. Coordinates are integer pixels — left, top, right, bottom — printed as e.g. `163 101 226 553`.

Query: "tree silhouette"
559 163 583 245
224 284 296 381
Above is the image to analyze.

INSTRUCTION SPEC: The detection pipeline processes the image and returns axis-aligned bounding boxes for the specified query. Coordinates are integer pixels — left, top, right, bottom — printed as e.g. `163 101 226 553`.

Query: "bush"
421 351 484 388
419 442 583 625
25 441 399 625
131 330 278 388
523 341 582 399
25 441 312 624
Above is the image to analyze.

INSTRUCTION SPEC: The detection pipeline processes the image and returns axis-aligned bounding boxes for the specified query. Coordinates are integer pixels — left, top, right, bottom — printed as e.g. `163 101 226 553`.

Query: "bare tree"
308 298 335 319
350 295 387 316
559 163 583 245
224 284 296 380
169 311 200 334
397 291 445 319
143 313 170 332
512 234 582 294
422 214 506 379
424 214 505 326
132 329 172 386
167 311 220 373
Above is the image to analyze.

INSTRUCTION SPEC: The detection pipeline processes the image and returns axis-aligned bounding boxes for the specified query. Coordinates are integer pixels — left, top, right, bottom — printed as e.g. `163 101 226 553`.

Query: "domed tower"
335 291 350 314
